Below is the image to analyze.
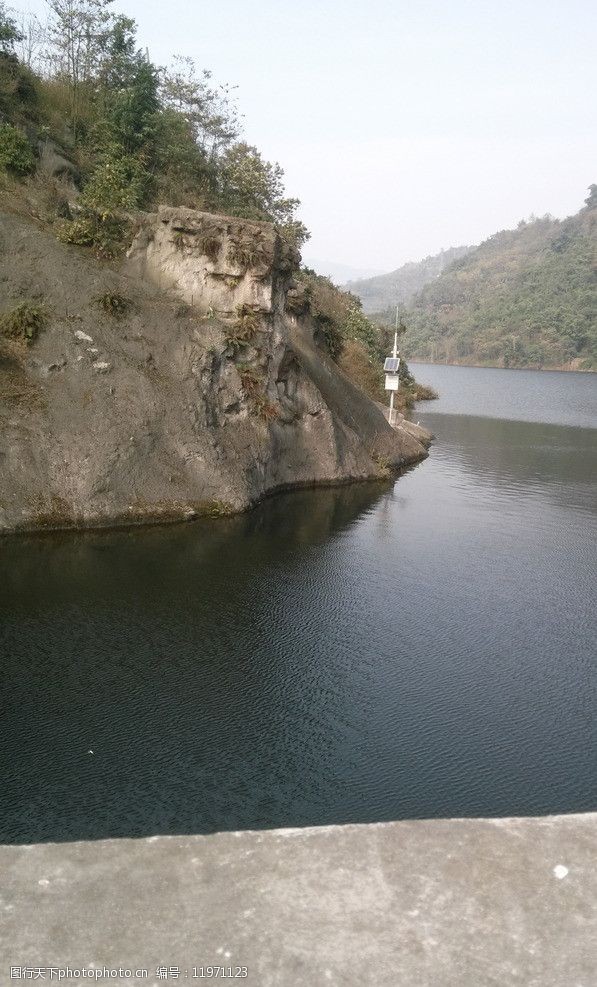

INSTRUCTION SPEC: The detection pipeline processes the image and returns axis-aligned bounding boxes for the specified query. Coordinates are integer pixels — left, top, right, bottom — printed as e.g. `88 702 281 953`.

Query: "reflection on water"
413 362 597 427
0 482 387 610
1 374 596 843
422 414 597 515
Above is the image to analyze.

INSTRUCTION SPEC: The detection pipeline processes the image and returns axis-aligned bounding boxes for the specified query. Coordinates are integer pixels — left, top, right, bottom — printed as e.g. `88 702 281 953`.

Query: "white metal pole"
389 309 399 425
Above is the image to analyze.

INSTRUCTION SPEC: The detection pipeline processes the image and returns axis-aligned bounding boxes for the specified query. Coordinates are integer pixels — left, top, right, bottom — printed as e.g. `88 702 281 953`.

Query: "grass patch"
224 304 263 352
198 500 234 517
338 339 384 402
370 449 393 478
0 303 46 344
394 381 437 411
238 364 278 421
56 212 132 259
95 292 131 318
200 235 222 263
410 382 438 401
0 373 44 408
227 239 266 270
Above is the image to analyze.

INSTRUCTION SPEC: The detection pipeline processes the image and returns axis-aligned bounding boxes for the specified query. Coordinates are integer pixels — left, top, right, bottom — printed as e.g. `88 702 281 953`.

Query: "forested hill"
346 245 473 314
397 190 597 371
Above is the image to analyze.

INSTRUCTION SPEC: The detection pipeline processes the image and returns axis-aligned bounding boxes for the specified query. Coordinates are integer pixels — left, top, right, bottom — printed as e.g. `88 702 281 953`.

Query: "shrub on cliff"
223 305 264 353
56 152 147 256
299 270 385 387
0 302 46 343
238 364 278 421
297 270 352 359
79 154 150 212
0 5 40 124
95 291 131 317
56 209 131 258
0 123 34 175
297 269 435 408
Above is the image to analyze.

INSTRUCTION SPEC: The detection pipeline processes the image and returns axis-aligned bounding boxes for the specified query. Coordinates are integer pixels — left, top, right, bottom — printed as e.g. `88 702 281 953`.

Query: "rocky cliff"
0 207 429 534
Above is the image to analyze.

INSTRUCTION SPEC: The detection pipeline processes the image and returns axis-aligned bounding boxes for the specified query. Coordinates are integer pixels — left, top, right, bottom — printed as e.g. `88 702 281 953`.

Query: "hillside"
398 191 597 370
347 245 473 314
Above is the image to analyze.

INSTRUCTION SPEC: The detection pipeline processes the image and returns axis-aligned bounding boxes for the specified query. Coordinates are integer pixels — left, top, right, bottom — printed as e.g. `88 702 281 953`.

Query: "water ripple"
1 409 596 842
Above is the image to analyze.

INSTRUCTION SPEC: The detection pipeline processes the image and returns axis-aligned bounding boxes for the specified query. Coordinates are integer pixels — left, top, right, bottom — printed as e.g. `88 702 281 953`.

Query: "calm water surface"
1 365 596 842
411 361 597 427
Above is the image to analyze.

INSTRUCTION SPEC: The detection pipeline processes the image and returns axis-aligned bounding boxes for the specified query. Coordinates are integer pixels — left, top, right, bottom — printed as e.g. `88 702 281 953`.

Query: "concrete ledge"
1 813 596 986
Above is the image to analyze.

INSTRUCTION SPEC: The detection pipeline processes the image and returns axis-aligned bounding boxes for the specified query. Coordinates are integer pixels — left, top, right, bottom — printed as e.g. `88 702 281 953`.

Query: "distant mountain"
347 245 474 314
398 188 597 371
302 257 386 285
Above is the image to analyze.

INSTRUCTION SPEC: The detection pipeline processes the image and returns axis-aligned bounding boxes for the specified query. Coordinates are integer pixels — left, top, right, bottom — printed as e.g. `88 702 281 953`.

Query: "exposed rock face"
0 208 429 534
127 206 298 318
36 139 80 185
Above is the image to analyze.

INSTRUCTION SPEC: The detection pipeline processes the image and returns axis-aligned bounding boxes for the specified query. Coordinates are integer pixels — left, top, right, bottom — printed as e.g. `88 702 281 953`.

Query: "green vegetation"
298 269 433 409
198 500 234 518
0 121 34 173
0 0 309 250
0 4 40 130
368 191 597 370
55 156 141 255
227 235 268 271
0 301 46 342
296 269 355 360
224 304 262 353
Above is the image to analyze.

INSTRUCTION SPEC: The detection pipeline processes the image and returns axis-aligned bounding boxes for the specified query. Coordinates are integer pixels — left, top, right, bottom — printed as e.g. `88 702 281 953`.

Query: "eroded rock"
0 208 429 534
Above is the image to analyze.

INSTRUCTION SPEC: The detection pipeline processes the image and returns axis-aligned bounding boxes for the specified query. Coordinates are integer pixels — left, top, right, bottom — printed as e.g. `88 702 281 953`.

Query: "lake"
1 365 596 843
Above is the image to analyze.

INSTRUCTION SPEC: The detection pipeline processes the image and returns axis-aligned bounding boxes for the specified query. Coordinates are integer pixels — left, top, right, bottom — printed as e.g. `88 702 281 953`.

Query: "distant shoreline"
408 359 595 374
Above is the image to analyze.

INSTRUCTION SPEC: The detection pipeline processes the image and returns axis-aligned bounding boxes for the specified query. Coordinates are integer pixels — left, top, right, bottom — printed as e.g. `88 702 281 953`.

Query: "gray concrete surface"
1 813 596 987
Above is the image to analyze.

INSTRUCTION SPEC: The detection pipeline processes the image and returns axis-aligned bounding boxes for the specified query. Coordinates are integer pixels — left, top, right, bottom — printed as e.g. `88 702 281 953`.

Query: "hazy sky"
21 0 597 271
